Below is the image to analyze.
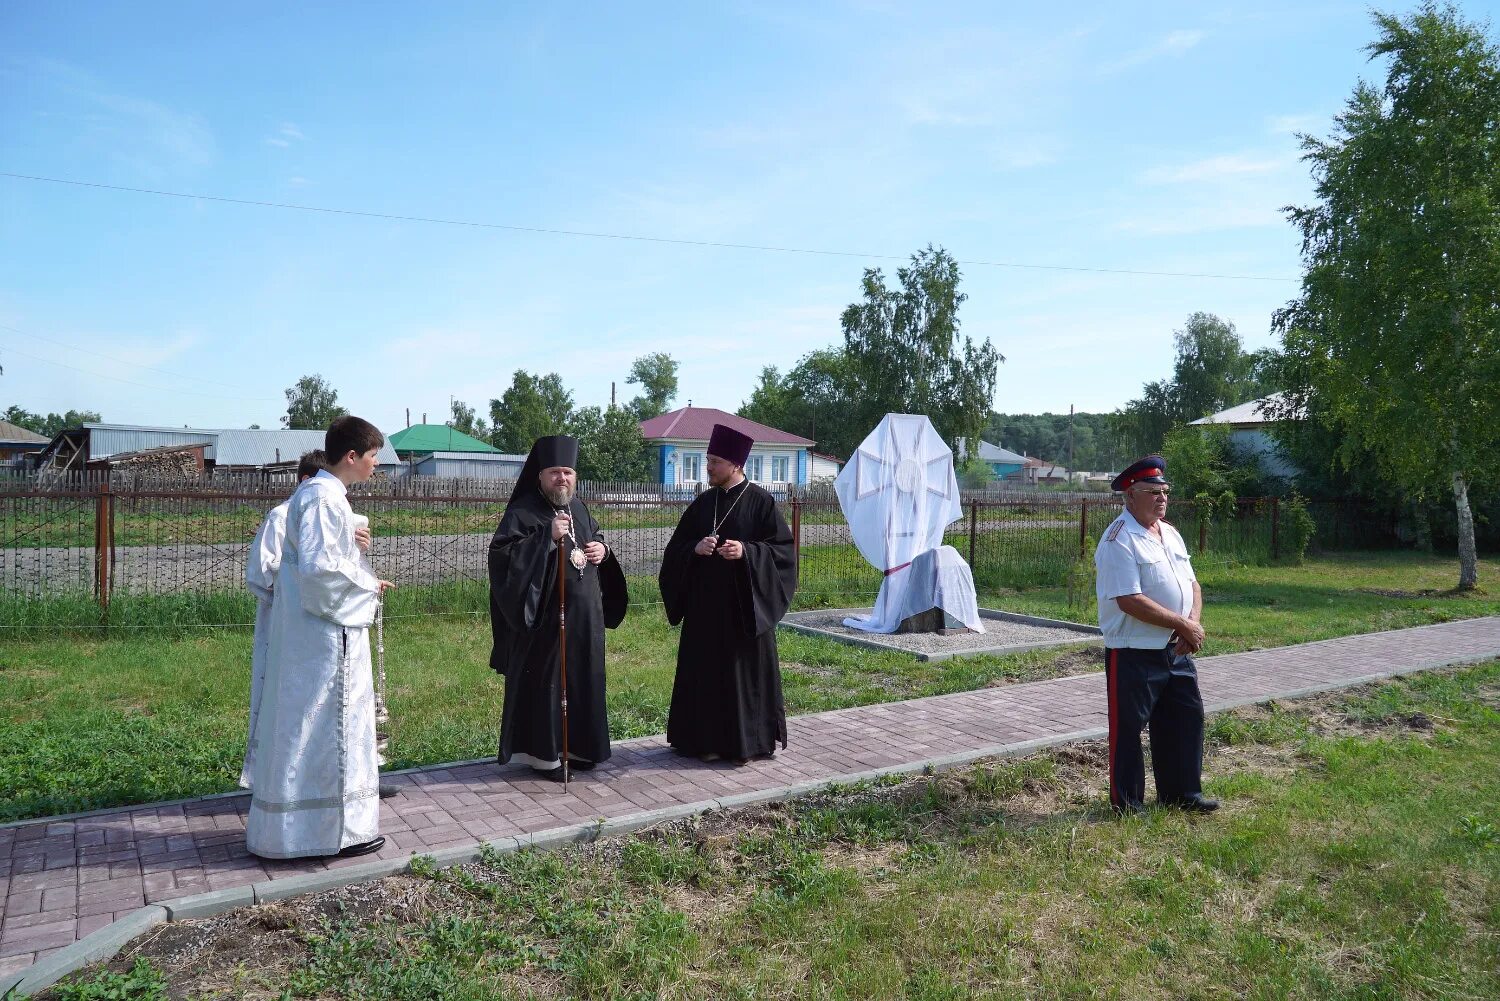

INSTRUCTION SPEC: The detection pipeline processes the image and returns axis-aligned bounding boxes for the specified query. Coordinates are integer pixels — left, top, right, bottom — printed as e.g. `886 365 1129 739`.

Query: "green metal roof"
387 424 499 454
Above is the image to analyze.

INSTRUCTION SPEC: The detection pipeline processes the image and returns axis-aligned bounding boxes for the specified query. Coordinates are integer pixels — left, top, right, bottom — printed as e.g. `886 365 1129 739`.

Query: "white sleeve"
1096 537 1142 601
244 506 285 602
296 497 380 627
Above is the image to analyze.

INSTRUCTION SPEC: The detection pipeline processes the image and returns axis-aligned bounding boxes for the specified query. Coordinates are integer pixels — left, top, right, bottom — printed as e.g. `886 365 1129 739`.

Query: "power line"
0 322 266 394
1 171 1300 283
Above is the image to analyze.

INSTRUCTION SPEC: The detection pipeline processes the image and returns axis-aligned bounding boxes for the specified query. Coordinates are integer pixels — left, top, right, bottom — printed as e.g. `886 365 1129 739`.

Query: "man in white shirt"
1094 455 1218 815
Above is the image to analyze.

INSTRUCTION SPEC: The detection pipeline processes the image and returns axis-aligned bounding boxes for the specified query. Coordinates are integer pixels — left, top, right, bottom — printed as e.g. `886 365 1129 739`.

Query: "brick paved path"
3 616 1498 988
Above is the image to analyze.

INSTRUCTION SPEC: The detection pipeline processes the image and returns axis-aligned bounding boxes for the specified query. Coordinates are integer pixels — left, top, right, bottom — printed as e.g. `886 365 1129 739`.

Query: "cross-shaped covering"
833 413 983 633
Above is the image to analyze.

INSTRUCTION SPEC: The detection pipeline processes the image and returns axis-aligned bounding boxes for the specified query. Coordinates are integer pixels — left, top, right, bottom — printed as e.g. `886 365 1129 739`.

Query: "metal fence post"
1078 498 1088 558
94 480 113 612
1271 496 1281 560
790 497 802 586
968 499 978 568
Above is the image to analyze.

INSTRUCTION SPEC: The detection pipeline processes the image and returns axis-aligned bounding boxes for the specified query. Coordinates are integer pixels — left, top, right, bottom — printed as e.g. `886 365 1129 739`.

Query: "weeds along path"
2 616 1497 994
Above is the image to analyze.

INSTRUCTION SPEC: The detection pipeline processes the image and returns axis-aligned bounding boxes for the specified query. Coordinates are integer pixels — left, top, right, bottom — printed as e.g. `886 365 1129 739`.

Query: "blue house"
639 407 818 486
957 439 1028 479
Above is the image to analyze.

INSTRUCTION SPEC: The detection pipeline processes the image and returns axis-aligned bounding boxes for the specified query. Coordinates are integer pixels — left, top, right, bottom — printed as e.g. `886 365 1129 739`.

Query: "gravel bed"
783 608 1097 656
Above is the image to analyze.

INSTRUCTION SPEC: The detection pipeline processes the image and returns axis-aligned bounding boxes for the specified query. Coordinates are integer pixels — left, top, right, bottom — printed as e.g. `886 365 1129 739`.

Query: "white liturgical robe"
246 471 381 859
239 497 291 789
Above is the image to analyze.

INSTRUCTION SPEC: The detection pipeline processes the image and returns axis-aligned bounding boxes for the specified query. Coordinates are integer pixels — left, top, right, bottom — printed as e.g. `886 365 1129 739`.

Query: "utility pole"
405 407 410 428
611 381 616 409
1068 404 1075 472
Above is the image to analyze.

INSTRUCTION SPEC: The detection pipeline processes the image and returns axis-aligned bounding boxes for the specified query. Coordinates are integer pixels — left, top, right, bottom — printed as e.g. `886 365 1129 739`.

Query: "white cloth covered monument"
834 413 984 634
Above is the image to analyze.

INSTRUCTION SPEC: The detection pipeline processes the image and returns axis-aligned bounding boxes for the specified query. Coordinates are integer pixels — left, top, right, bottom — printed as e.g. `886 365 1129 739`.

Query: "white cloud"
1266 113 1322 135
28 58 216 172
1113 202 1285 235
1100 29 1205 74
1143 153 1290 184
265 122 304 148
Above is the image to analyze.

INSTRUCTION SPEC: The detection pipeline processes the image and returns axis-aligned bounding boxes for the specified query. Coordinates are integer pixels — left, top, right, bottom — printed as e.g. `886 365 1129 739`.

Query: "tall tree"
626 352 679 420
488 370 574 454
449 398 489 441
1273 4 1500 590
840 244 1002 454
739 349 863 457
571 404 650 481
2 406 103 438
281 374 348 430
1115 312 1273 456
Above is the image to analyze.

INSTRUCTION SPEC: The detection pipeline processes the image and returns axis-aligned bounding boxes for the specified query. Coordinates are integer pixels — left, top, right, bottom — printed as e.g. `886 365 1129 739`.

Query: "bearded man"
487 435 627 780
659 424 797 763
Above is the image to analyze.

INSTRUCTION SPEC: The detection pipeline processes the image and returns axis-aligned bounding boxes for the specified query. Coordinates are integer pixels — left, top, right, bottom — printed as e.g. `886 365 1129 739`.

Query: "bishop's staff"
556 529 572 789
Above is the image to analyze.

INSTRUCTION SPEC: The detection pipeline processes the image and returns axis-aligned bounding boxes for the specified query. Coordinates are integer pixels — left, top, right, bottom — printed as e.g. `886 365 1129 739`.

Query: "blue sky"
0 1 1445 436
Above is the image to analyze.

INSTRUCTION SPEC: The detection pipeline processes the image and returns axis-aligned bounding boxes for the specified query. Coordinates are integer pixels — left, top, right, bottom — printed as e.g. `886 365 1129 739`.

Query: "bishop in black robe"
659 425 798 762
488 435 627 776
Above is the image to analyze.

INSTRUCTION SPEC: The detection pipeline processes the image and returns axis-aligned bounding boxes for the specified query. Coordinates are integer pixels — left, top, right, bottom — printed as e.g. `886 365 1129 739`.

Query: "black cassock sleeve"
658 495 708 628
487 506 555 675
736 497 797 638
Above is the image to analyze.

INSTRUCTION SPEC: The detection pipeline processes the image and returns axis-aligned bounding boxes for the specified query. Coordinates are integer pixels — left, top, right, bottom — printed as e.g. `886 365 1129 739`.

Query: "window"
745 455 764 481
772 455 790 481
682 453 701 482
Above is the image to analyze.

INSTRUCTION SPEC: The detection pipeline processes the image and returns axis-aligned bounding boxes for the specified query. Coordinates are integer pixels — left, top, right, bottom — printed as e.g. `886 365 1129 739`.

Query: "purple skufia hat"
707 424 753 468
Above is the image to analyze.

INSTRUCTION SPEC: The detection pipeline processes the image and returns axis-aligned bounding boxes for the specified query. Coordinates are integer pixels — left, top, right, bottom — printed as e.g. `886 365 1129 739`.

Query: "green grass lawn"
2 552 1495 824
49 662 1500 1000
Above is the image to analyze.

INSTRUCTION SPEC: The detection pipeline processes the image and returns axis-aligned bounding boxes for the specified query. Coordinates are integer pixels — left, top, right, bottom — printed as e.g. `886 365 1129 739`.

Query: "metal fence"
1 471 1393 615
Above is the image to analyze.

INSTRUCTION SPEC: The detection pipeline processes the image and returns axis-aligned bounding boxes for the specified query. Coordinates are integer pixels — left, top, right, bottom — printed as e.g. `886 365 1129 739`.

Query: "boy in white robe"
246 418 394 860
239 450 331 789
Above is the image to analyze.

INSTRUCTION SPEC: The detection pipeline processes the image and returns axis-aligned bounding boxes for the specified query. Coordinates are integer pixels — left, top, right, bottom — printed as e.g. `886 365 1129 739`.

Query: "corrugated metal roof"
388 424 498 454
86 427 216 460
638 406 814 446
1188 392 1296 427
212 428 399 466
74 422 413 467
413 454 525 478
957 439 1027 465
420 450 527 461
0 421 49 444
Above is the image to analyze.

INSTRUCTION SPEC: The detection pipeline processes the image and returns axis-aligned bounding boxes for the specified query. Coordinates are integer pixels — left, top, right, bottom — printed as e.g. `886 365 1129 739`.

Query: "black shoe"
567 760 596 771
1164 794 1219 813
378 783 400 799
1112 802 1146 816
337 836 386 858
533 766 567 782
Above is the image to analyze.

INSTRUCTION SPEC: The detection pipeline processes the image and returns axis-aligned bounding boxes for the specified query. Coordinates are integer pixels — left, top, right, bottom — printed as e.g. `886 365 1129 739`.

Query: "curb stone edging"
0 731 1113 998
5 625 1496 997
10 906 168 998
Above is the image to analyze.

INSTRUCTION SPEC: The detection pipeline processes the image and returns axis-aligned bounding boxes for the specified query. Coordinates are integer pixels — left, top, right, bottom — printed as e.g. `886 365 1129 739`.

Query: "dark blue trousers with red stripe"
1104 645 1205 811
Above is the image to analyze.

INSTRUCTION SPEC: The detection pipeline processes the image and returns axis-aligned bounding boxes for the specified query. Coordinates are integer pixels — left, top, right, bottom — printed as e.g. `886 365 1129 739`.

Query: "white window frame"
772 455 790 481
682 452 701 483
745 455 764 481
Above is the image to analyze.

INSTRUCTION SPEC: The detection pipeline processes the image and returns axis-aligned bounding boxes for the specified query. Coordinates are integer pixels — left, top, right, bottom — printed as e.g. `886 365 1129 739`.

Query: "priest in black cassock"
660 424 798 763
488 435 627 779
